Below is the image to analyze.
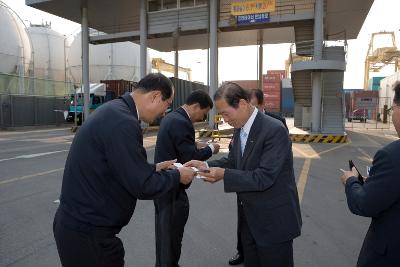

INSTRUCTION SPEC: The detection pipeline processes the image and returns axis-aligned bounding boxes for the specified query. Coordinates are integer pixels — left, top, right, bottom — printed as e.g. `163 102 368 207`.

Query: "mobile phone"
349 160 364 184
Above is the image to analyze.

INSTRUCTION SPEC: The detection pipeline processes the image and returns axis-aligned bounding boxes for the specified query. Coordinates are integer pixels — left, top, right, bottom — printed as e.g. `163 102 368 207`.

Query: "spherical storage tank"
27 24 66 81
67 33 151 83
0 2 32 75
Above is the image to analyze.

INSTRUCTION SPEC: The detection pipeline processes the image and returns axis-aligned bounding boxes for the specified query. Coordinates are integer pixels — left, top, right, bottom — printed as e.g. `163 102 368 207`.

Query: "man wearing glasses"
53 73 196 267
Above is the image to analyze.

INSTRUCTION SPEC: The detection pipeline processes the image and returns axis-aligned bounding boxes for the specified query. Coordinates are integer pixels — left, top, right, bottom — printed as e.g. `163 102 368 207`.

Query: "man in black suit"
340 82 400 267
186 82 302 267
154 90 220 267
227 88 289 265
53 73 196 267
250 88 288 129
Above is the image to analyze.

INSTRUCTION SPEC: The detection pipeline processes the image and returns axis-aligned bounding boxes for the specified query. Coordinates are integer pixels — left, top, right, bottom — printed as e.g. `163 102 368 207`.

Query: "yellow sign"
231 0 276 16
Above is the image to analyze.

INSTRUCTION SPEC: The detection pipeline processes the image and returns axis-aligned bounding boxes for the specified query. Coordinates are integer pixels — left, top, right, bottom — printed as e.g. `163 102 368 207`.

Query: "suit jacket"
155 107 213 189
59 93 180 230
345 140 400 266
209 111 302 247
264 111 288 130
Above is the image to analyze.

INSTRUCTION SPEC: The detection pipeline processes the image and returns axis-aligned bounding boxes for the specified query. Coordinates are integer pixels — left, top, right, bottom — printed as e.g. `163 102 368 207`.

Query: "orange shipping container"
263 83 281 90
267 70 286 78
264 99 280 111
229 80 259 90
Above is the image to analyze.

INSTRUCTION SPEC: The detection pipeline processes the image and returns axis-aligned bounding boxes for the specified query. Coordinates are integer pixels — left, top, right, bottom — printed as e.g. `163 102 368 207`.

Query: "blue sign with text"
237 13 270 25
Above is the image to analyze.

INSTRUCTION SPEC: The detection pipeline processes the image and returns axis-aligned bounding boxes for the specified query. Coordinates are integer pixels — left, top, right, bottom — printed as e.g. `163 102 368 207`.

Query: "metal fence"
0 73 74 97
0 94 69 128
0 73 73 128
345 97 393 130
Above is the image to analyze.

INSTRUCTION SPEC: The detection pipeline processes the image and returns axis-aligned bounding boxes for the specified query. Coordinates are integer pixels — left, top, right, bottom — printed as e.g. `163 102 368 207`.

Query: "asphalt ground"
0 125 398 267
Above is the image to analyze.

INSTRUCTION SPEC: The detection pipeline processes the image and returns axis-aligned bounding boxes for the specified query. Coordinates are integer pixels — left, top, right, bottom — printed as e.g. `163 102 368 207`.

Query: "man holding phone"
340 82 400 266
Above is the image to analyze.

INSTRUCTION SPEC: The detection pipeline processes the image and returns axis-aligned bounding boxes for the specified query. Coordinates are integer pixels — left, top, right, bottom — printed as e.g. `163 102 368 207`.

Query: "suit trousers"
239 205 294 267
154 188 189 267
236 197 244 255
53 209 125 267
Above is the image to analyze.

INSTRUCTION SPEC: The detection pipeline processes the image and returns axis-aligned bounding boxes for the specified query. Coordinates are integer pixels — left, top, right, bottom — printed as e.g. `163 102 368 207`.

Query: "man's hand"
156 159 177 172
210 143 220 154
184 160 207 169
340 167 359 185
196 142 208 149
178 167 196 185
199 167 225 183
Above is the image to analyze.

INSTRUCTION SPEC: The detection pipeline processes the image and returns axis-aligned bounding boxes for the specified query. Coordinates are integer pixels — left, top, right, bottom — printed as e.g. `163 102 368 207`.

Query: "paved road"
0 126 397 266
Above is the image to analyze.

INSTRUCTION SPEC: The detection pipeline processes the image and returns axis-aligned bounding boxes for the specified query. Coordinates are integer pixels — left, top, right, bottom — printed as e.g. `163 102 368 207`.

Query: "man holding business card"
154 90 220 267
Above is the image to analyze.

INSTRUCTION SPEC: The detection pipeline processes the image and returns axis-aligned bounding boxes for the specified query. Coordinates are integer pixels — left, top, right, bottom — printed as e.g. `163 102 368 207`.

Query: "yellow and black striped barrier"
290 134 347 143
197 128 234 139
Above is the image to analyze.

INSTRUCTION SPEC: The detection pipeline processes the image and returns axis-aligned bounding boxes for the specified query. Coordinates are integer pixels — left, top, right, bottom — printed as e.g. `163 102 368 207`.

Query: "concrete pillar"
258 30 263 90
173 30 179 79
311 0 324 132
81 5 90 122
313 0 323 60
209 0 218 127
312 72 322 132
140 0 147 78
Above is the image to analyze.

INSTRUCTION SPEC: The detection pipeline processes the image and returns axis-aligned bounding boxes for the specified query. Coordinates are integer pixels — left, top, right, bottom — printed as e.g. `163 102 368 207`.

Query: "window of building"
194 0 207 6
148 0 206 12
180 0 194 8
148 0 162 12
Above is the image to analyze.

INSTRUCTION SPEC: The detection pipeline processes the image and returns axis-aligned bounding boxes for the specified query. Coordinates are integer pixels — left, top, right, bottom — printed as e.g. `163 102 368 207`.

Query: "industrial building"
23 0 375 136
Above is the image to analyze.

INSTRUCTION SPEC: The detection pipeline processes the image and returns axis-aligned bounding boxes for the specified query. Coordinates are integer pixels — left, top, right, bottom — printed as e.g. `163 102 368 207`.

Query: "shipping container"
266 70 286 78
264 98 280 112
281 78 292 89
169 77 209 111
281 87 294 116
263 83 281 90
263 74 282 83
228 80 259 90
348 90 379 121
368 77 385 91
100 79 135 98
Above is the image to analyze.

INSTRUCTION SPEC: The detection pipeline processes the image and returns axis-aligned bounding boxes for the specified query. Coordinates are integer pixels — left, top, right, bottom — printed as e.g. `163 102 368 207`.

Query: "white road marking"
0 168 64 186
0 150 69 162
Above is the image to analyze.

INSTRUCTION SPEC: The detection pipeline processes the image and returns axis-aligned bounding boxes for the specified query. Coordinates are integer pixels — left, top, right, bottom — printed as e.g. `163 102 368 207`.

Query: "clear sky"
2 0 400 88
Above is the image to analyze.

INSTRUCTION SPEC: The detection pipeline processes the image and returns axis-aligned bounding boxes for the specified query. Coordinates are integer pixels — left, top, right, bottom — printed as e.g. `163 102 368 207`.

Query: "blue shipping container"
281 87 294 116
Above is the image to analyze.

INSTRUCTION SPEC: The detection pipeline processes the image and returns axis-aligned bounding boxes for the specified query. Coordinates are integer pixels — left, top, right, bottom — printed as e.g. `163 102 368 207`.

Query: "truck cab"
66 83 107 125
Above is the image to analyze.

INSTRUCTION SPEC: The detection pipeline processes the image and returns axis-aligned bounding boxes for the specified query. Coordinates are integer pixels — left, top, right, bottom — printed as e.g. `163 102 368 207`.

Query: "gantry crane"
152 58 192 81
364 31 400 89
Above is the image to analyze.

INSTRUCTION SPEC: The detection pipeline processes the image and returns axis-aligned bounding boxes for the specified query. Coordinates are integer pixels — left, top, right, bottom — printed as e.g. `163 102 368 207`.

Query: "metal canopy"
26 0 374 51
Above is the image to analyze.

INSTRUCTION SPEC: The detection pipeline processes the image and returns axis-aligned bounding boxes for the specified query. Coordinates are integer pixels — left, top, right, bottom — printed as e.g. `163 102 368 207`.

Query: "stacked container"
262 70 285 113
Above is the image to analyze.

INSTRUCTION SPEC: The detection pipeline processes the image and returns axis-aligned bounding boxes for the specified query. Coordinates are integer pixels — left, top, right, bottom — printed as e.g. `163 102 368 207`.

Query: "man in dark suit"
250 88 288 129
186 82 302 267
154 90 220 267
340 82 400 267
53 73 196 267
227 88 289 265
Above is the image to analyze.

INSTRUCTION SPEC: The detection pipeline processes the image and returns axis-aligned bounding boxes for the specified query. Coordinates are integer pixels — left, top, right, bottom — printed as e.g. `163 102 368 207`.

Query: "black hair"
249 88 264 105
185 90 213 109
136 73 174 100
394 82 400 105
213 82 249 108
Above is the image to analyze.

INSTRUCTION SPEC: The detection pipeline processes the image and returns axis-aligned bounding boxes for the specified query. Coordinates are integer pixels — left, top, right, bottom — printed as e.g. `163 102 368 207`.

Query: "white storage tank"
67 33 151 83
0 1 32 75
27 23 66 81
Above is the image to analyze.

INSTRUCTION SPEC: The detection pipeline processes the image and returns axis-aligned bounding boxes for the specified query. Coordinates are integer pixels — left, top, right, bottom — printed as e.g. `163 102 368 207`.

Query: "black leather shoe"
228 252 244 265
